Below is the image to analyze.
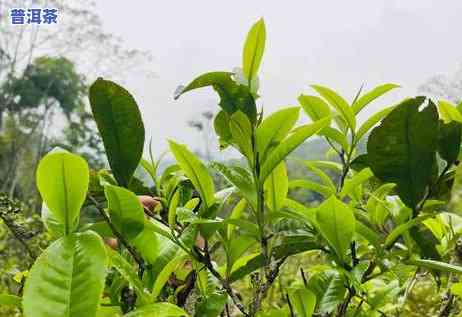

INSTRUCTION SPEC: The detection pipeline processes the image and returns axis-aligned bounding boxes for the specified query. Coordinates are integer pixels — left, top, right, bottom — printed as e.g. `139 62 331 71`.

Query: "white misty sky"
94 0 462 156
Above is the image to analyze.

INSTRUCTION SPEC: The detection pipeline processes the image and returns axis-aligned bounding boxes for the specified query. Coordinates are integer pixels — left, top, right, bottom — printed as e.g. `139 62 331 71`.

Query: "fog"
94 0 462 155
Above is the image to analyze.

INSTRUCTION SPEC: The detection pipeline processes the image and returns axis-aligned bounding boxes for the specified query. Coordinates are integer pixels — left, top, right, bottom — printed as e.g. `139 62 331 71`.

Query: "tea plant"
2 18 462 317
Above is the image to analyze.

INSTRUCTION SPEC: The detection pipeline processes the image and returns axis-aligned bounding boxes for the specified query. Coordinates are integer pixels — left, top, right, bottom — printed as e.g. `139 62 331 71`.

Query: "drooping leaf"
123 303 189 317
175 72 257 123
352 83 400 114
289 179 333 197
89 78 145 187
367 97 438 209
438 120 461 166
288 288 316 317
104 184 145 241
169 140 215 209
316 196 355 262
264 162 288 211
256 107 300 160
260 117 331 182
242 18 266 89
23 231 108 317
36 150 89 235
311 85 356 130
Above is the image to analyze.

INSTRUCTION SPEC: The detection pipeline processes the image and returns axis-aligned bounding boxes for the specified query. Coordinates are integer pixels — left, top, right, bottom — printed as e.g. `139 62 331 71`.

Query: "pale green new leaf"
104 184 145 241
384 214 433 248
352 83 400 114
288 288 316 317
318 127 350 152
311 85 356 130
289 179 333 197
242 18 266 88
438 100 462 123
340 168 373 199
151 254 188 300
169 140 215 208
23 231 108 317
316 196 355 262
307 270 346 314
36 150 89 235
260 117 331 182
256 107 300 159
264 162 288 211
298 94 331 121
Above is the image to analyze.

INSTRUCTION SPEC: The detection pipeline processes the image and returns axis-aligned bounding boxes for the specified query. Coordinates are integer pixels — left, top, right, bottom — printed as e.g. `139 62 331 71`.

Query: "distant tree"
419 65 462 104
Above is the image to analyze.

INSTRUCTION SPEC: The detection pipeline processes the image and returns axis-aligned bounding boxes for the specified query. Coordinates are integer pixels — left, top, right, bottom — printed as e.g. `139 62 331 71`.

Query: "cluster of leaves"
3 18 462 317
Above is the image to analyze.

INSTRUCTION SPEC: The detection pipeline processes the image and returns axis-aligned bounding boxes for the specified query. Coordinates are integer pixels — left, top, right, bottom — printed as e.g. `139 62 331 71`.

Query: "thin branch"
88 195 145 277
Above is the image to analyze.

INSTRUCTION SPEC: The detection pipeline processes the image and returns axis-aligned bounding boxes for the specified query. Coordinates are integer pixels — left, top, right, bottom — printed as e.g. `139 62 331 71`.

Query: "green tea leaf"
299 94 331 121
210 162 256 208
307 270 346 314
168 189 180 230
407 258 462 274
0 294 21 307
256 107 300 160
123 303 189 317
264 162 288 211
311 85 356 130
195 292 228 317
151 254 188 300
36 150 89 235
316 196 355 262
89 78 145 187
23 231 108 317
289 179 333 197
169 140 215 209
438 121 461 166
438 100 462 123
243 18 266 89
175 72 257 123
355 105 396 143
340 168 373 199
352 83 400 114
104 184 145 241
229 111 254 160
367 97 438 209
384 214 432 248
288 288 316 317
106 247 150 304
260 117 331 182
